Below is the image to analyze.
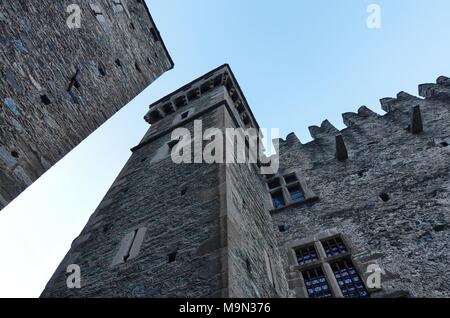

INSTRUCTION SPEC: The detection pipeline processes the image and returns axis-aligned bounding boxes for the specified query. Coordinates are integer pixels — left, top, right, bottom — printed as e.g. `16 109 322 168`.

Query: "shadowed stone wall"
41 65 289 298
0 0 173 210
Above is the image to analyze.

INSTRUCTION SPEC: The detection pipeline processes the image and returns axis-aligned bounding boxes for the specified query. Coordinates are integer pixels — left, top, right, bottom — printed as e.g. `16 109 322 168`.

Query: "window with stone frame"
290 235 370 298
266 172 318 211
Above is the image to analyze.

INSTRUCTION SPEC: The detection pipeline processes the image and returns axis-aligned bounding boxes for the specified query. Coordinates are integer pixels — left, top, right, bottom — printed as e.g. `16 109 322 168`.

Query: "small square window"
181 111 189 119
271 191 285 209
296 245 318 266
288 185 305 203
322 237 348 258
267 178 281 190
284 173 298 184
302 267 332 298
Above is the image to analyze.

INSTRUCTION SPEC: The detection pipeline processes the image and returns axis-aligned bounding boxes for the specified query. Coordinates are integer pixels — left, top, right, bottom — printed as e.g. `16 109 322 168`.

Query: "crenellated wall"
272 76 450 297
0 0 173 210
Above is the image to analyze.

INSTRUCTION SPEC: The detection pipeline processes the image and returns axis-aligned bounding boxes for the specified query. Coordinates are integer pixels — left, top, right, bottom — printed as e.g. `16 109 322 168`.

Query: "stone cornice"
144 64 260 129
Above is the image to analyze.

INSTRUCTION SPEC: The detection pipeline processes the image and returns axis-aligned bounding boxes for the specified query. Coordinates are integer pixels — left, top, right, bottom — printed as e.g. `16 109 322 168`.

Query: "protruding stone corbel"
145 108 164 124
335 134 348 161
222 72 229 85
410 105 423 134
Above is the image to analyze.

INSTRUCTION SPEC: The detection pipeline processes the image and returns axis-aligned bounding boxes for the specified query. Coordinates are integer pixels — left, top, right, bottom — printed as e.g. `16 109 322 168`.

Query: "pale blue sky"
1 0 450 297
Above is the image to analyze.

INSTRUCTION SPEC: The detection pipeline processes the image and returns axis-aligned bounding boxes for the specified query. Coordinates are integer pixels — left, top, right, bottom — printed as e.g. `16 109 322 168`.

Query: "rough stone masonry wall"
42 107 227 298
0 0 173 210
272 76 450 297
223 100 290 298
42 67 291 298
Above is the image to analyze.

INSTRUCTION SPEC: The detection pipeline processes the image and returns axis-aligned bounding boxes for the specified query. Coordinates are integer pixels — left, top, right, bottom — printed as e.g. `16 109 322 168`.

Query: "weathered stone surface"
273 77 450 298
42 66 449 298
0 0 173 210
41 65 289 298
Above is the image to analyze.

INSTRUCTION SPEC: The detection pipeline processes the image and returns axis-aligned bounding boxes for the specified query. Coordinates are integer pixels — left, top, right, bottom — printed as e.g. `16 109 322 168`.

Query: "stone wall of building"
0 0 173 210
41 65 290 298
42 64 449 298
271 76 450 298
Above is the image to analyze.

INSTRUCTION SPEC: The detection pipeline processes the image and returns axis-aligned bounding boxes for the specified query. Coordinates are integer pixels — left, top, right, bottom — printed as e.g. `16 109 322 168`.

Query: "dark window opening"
181 111 189 119
267 178 280 190
246 258 252 274
150 28 159 42
168 251 177 263
130 22 135 30
296 245 318 266
115 59 122 67
10 150 19 158
331 259 369 298
278 224 289 233
441 141 449 147
40 94 51 105
322 237 348 258
302 267 332 298
181 188 187 196
271 191 285 209
98 66 106 77
284 173 298 184
289 185 305 203
380 193 390 202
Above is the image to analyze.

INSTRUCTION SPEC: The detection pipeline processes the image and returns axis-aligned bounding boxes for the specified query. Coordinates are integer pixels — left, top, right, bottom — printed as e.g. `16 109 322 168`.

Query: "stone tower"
0 0 173 210
41 65 290 298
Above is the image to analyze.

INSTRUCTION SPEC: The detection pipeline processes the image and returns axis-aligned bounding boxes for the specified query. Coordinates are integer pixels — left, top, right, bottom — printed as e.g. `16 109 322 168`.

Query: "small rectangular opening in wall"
168 251 177 263
302 267 332 298
181 111 189 119
271 191 285 209
150 28 159 42
288 185 305 203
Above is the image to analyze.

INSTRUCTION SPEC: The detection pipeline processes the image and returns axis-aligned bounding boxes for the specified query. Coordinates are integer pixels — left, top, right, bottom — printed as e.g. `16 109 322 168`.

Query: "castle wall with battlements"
41 64 449 298
272 76 450 298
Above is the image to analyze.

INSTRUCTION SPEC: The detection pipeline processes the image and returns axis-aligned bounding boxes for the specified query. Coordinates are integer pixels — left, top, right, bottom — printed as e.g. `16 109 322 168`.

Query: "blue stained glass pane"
332 259 369 298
